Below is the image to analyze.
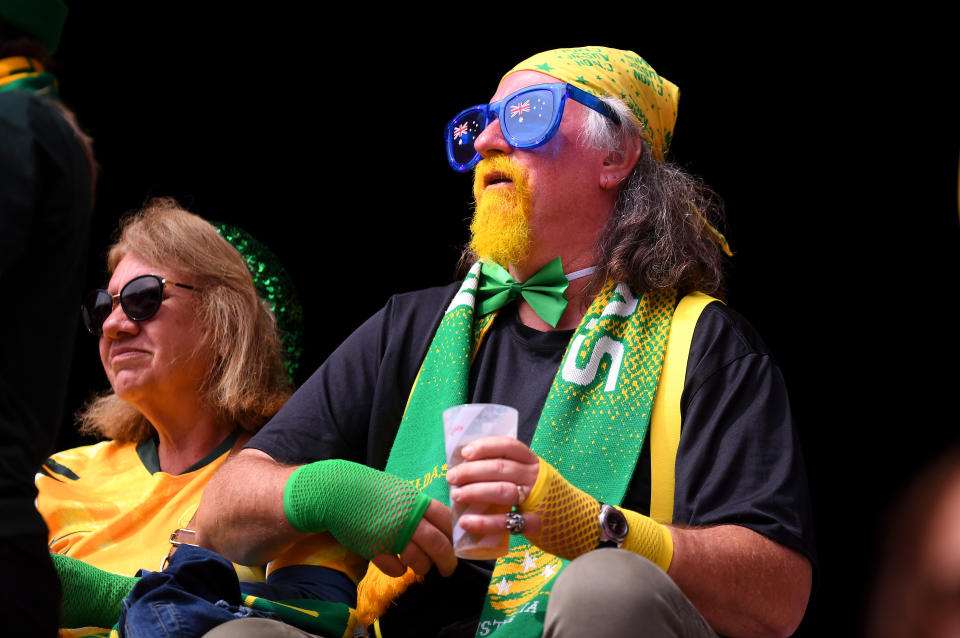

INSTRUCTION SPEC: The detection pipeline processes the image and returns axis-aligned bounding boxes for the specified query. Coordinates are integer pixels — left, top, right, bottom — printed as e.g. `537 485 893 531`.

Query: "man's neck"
510 256 596 332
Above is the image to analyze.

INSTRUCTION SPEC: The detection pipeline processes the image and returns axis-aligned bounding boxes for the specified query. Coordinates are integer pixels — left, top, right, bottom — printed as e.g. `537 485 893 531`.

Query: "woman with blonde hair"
76 197 291 458
38 198 364 637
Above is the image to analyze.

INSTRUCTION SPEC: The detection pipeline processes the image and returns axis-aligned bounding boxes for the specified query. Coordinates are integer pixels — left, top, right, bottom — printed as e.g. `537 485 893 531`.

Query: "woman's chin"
110 374 152 405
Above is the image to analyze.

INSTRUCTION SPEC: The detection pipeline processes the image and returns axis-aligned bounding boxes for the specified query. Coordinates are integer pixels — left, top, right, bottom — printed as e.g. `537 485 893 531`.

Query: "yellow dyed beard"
469 156 532 267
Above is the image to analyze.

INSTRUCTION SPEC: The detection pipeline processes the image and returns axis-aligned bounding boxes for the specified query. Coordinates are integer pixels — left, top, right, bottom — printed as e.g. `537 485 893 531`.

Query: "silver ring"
505 512 526 535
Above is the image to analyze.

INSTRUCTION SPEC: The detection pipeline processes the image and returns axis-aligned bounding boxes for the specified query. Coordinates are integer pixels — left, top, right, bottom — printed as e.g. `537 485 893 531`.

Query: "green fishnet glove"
283 459 432 559
52 553 140 628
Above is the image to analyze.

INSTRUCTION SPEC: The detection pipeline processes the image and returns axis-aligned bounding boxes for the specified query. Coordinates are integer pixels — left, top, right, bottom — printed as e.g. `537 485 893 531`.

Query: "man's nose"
473 116 512 158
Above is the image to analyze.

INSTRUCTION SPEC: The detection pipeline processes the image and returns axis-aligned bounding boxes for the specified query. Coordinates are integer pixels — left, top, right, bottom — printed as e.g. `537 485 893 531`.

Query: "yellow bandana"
503 46 679 161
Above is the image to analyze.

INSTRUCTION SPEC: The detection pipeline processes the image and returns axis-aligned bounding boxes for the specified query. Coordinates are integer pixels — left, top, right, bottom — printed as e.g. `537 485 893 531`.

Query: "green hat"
214 223 305 384
0 0 69 53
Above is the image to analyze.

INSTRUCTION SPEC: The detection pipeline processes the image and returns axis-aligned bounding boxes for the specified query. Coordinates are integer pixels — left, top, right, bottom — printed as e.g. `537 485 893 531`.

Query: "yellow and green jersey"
37 435 366 583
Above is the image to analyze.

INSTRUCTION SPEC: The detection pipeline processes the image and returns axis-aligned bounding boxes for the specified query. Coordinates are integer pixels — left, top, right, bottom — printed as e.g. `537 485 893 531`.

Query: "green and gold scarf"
0 56 59 98
386 261 675 636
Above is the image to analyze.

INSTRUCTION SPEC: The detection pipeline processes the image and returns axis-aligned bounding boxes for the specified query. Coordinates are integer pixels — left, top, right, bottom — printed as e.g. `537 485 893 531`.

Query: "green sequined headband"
214 223 304 383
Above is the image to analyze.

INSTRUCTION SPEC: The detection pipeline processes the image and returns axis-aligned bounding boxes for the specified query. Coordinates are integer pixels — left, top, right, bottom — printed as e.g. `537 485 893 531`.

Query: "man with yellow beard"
196 47 815 638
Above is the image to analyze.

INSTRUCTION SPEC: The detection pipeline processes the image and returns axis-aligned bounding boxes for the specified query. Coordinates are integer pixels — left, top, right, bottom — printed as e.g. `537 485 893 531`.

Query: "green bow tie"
477 258 569 328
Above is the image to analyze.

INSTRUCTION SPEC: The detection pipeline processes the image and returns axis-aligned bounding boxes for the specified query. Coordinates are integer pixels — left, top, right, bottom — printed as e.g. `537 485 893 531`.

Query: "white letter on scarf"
600 283 639 317
562 319 624 392
445 263 483 314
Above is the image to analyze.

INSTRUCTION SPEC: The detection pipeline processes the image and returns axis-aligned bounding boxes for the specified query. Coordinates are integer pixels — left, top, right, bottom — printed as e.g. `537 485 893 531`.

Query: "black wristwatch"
597 502 628 548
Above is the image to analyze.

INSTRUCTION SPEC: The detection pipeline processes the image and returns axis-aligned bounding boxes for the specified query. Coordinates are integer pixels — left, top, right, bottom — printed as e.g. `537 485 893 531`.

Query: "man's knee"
548 549 674 617
202 618 323 637
544 549 715 638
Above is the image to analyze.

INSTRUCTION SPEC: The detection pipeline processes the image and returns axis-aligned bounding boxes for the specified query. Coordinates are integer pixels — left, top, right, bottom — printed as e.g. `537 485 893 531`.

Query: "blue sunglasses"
444 82 621 172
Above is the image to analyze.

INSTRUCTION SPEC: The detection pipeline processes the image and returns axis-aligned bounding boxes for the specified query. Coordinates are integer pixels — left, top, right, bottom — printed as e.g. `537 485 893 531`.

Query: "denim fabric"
119 544 278 638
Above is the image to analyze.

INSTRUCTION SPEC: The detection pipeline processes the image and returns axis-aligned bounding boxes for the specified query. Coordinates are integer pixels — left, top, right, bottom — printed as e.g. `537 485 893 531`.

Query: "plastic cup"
443 403 518 560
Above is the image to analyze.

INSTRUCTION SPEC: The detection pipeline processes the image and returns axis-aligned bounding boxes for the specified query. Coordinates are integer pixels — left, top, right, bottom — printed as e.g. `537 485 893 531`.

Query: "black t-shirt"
0 90 91 537
248 283 815 636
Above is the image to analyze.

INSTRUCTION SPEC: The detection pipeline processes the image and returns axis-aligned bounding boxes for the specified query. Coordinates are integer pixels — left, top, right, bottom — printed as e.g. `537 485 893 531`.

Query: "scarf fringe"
354 562 422 627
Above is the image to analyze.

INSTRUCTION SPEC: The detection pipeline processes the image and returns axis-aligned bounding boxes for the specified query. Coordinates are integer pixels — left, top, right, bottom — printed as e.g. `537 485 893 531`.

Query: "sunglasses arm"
166 281 197 292
566 85 621 126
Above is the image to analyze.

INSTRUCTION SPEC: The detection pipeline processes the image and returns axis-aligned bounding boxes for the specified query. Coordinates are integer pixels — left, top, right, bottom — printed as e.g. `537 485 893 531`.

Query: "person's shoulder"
0 90 35 130
0 89 58 126
326 281 464 368
381 281 463 324
48 439 126 462
41 440 136 481
0 88 35 110
693 299 774 359
386 281 463 307
0 91 81 161
683 298 781 388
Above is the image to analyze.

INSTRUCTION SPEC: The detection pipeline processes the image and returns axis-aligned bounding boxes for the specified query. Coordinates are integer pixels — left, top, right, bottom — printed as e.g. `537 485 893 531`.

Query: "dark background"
48 9 959 637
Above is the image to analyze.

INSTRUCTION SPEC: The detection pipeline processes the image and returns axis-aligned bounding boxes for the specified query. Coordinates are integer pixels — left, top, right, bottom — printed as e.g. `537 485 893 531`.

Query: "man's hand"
447 438 671 568
445 436 543 535
372 499 457 577
443 439 811 638
285 460 452 567
197 449 458 578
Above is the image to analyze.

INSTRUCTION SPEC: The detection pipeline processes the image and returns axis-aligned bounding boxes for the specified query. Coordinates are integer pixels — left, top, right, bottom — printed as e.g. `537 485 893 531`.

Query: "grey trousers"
544 549 717 638
203 550 716 637
202 618 324 637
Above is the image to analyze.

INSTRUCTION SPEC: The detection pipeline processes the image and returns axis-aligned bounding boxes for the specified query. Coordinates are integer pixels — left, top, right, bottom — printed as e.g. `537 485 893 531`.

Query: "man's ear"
599 135 642 190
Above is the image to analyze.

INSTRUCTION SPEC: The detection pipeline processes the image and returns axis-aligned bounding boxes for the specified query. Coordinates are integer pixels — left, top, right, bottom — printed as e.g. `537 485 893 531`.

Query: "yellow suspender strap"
649 292 719 524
